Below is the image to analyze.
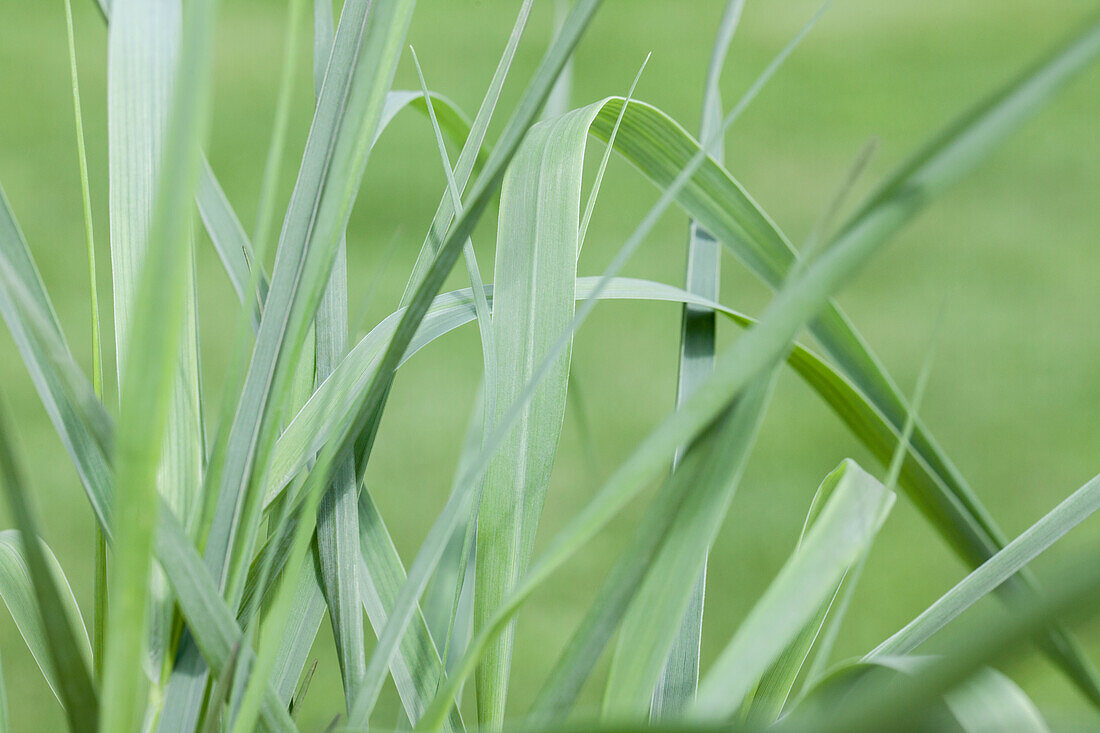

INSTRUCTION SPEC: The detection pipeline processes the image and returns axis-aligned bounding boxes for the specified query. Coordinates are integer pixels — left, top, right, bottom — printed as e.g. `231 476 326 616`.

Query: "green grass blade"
600 380 776 719
0 405 98 730
0 530 92 707
691 461 894 720
106 0 204 537
202 0 416 613
102 0 217 722
310 0 366 715
473 108 591 728
655 0 742 715
530 371 772 724
62 0 109 683
871 471 1100 660
399 0 534 308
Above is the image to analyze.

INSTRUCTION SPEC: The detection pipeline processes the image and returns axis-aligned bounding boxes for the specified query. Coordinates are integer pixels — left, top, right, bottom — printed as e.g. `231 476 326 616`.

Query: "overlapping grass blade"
0 406 98 730
0 187 296 732
335 3 603 726
474 106 591 728
399 0 535 307
529 371 773 724
201 0 415 619
101 0 216 723
655 2 742 714
690 461 894 720
0 530 92 706
308 0 366 714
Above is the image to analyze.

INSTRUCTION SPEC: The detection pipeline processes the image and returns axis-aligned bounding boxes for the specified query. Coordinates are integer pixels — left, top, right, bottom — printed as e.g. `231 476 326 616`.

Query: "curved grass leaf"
0 530 92 707
0 407 98 730
690 461 895 720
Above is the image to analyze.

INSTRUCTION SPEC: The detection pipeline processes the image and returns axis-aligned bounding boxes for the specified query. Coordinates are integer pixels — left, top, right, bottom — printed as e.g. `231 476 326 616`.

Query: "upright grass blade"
202 0 416 617
399 0 535 308
105 0 206 707
310 0 366 715
690 461 895 721
656 0 741 715
0 530 92 706
101 0 218 723
474 107 590 730
601 375 778 720
62 0 108 682
0 404 98 730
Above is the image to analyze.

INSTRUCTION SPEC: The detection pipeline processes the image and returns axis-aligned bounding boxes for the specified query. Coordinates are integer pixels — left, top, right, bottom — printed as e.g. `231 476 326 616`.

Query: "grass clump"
0 1 1099 731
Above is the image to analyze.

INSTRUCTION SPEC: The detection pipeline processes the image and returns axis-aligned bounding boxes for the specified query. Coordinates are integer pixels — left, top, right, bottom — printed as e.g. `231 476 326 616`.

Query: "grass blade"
691 461 895 720
62 0 109 682
311 0 366 714
0 530 92 707
870 471 1100 660
202 0 415 615
655 0 743 715
474 107 590 729
0 404 98 730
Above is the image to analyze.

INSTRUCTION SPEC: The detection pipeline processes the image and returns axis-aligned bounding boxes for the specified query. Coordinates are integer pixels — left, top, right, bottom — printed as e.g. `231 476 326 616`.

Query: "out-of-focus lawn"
2 0 1099 729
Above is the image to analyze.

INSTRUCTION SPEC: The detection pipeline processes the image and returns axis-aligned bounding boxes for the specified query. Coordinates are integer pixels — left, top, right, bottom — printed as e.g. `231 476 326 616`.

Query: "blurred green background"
2 0 1099 729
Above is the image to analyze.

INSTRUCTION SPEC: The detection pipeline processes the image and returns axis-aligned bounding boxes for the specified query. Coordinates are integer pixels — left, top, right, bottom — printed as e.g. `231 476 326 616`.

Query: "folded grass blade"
0 530 92 707
0 406 98 730
691 461 895 720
